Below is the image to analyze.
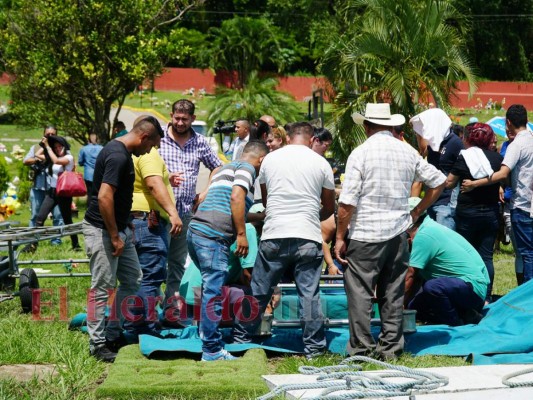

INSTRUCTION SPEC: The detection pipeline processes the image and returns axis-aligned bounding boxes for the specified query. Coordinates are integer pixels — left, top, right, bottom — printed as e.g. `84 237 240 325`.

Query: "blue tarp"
404 279 533 364
486 116 533 137
70 280 533 364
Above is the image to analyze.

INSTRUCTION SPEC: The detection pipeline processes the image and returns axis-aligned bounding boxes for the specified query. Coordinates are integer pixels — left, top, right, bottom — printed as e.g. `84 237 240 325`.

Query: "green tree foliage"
204 16 299 87
320 0 478 161
179 0 339 76
457 0 533 81
207 71 302 127
0 0 204 144
0 156 10 196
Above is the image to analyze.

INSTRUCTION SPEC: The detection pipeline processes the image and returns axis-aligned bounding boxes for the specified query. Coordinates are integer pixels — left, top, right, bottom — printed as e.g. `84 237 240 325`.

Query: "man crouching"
186 141 268 361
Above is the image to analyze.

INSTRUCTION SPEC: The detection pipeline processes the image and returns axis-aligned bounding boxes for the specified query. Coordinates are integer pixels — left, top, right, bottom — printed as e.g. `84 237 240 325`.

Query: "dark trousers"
455 205 499 301
233 238 325 356
84 180 94 208
344 233 409 358
408 277 484 326
35 189 79 248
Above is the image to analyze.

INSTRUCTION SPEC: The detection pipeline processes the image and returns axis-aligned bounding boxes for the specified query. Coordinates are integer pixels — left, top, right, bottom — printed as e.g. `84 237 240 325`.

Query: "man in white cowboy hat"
335 103 446 360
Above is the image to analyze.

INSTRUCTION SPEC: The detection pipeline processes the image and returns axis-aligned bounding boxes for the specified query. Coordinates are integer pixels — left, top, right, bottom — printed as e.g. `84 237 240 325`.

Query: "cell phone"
192 194 200 213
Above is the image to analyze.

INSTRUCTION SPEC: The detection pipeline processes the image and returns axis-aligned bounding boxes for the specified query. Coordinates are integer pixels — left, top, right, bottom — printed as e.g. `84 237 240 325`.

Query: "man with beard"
159 99 222 326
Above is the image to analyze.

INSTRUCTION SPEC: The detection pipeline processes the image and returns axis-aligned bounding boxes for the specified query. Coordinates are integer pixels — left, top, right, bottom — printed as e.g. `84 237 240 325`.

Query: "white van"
192 120 219 154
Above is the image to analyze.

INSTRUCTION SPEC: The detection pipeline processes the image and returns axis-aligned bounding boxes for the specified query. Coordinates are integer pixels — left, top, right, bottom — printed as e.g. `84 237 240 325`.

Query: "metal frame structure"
0 222 90 308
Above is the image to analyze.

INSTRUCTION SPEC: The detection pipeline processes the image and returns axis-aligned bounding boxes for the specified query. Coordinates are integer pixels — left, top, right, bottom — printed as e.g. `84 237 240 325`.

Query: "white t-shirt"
258 145 335 243
48 155 74 188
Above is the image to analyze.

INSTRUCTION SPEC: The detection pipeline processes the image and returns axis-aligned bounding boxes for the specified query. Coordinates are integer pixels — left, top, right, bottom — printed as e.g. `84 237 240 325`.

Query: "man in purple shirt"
158 99 222 326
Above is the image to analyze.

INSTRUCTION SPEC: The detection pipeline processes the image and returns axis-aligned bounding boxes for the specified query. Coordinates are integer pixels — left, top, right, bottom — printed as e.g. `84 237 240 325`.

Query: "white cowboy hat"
351 103 406 126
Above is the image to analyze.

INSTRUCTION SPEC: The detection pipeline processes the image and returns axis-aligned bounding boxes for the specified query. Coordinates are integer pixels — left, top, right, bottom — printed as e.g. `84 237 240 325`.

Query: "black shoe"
461 308 484 325
72 245 84 252
160 318 186 329
376 352 399 363
106 334 129 353
144 330 178 339
91 345 117 363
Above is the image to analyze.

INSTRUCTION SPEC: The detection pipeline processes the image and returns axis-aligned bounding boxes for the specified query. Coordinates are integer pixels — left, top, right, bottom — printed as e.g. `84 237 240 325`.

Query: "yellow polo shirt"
131 148 175 221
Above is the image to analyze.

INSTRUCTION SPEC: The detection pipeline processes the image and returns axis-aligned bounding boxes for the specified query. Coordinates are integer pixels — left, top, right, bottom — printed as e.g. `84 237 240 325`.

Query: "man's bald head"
260 115 276 128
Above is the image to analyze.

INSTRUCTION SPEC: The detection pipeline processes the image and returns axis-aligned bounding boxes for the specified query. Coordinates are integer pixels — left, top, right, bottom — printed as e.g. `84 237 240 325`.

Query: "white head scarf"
410 109 452 152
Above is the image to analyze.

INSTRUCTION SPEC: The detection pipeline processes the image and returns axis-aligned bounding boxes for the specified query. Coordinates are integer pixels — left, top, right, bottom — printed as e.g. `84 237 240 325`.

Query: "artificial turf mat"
96 345 270 399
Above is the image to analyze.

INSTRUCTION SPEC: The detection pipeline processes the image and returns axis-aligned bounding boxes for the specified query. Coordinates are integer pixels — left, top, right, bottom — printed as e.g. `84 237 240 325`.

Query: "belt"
130 211 149 219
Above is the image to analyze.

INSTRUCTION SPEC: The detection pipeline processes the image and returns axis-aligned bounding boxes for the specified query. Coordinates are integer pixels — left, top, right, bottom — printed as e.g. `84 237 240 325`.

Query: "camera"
213 120 236 135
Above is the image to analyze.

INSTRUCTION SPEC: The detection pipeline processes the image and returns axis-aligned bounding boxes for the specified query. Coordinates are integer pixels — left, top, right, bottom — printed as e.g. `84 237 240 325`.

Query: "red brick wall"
451 81 533 109
3 69 532 109
153 69 533 108
154 68 217 93
152 68 330 101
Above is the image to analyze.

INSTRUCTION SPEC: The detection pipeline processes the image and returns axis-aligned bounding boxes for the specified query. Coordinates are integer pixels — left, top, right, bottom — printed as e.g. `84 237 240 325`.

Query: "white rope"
502 366 533 388
257 355 449 400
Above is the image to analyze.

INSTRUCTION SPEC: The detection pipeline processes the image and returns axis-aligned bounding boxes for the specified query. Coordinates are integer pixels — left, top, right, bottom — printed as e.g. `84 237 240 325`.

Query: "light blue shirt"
78 143 103 182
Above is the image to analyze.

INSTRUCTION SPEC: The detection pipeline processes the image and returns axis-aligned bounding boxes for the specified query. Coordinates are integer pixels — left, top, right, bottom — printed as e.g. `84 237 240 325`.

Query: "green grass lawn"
0 85 525 399
0 200 521 400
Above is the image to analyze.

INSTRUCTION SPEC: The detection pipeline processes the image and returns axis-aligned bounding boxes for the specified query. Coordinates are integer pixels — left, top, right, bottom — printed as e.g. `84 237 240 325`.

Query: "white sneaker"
201 349 238 362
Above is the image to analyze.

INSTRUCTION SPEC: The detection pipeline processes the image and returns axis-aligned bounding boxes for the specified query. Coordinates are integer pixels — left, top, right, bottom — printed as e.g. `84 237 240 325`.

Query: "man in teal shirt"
405 199 489 326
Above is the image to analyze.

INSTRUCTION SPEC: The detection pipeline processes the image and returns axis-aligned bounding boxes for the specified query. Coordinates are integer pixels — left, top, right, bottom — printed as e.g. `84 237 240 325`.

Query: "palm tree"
205 17 298 88
207 71 302 128
320 0 478 161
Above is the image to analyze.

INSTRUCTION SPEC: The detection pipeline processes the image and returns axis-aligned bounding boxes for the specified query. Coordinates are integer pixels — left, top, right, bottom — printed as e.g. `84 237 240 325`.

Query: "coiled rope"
257 355 449 400
502 366 533 388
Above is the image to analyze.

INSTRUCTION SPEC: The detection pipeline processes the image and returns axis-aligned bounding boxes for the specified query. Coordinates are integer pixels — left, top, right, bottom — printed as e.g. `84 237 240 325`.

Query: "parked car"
192 120 219 154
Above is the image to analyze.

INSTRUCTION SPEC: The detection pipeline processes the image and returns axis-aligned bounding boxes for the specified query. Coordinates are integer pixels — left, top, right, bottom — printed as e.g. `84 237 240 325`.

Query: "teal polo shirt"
409 217 489 300
179 223 258 305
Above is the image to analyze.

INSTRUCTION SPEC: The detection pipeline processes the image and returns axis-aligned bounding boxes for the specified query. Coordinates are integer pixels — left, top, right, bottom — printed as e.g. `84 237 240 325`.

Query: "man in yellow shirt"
123 146 182 339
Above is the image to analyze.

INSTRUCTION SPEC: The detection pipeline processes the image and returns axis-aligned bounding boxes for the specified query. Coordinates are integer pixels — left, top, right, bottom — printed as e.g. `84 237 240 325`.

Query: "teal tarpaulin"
404 279 533 364
70 280 533 364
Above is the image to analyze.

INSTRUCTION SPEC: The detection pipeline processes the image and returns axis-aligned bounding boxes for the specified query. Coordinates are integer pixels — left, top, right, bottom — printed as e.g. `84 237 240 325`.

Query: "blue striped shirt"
190 161 255 241
158 125 222 217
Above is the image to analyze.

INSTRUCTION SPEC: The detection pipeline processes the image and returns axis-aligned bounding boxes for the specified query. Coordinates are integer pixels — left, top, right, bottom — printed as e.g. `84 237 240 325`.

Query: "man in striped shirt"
187 141 269 361
158 99 222 326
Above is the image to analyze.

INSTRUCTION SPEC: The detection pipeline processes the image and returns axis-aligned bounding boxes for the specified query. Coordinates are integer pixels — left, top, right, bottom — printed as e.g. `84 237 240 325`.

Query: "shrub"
0 157 10 194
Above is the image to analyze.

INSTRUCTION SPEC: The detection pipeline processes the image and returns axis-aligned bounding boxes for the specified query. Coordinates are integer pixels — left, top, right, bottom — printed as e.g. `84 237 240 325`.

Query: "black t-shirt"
84 140 134 231
427 133 464 206
451 149 503 210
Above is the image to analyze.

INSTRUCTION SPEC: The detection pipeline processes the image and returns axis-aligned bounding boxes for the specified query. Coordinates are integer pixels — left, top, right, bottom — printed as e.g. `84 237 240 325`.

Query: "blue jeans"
30 188 63 244
511 208 533 282
187 230 230 353
408 277 484 326
428 204 456 231
234 238 326 356
124 217 169 335
455 205 499 300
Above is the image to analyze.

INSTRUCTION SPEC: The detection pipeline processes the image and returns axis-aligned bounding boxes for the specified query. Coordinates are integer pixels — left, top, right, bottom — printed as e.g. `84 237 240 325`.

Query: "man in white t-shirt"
233 122 336 358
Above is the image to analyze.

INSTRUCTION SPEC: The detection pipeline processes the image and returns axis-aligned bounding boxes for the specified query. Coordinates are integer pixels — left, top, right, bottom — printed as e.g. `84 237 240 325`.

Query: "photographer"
221 119 250 161
23 126 64 246
33 135 81 251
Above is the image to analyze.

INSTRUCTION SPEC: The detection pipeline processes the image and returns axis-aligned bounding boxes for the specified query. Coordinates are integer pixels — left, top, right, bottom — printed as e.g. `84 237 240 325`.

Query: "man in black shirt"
83 116 164 363
410 108 463 231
